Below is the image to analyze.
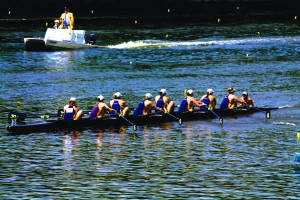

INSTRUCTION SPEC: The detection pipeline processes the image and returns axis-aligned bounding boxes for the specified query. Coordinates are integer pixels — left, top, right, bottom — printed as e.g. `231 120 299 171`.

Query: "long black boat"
6 107 278 134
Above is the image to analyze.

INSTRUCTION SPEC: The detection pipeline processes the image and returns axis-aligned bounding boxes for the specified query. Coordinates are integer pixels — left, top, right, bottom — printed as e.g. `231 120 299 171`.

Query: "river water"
0 21 299 199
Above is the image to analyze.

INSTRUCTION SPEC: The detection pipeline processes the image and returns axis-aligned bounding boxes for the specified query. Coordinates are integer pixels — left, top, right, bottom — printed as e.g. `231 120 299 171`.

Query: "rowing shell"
6 107 278 134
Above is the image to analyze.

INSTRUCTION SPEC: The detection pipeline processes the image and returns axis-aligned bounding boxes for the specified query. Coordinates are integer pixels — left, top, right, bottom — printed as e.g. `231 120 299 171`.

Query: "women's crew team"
63 88 254 120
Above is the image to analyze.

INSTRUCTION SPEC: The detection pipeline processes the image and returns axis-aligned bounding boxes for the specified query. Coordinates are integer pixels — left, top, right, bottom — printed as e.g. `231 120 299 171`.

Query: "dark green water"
0 22 299 199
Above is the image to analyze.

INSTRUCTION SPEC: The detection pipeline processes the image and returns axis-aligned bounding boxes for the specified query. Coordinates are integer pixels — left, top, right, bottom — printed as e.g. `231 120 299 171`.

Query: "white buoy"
237 7 239 10
295 16 297 20
46 22 48 27
130 61 132 65
91 10 94 14
8 11 11 15
167 9 170 13
246 54 249 58
165 34 169 38
217 18 221 23
135 20 138 24
257 32 260 35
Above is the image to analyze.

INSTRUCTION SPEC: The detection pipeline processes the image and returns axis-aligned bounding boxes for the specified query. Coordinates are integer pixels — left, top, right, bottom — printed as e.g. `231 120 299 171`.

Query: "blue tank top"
200 95 210 111
64 105 75 120
88 103 99 119
178 97 188 113
133 100 145 116
220 95 229 110
110 100 121 117
156 96 164 109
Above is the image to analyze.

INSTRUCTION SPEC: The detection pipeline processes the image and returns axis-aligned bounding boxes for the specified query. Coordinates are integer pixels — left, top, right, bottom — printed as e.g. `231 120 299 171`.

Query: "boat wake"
108 36 300 49
272 122 296 126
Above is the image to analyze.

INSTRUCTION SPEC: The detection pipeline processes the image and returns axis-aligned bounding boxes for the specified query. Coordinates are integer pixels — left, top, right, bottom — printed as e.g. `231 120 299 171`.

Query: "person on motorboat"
53 19 60 29
155 89 175 113
63 97 83 120
88 95 116 119
178 89 206 113
133 93 163 116
239 91 254 107
220 87 244 109
199 88 216 110
110 92 130 116
60 7 74 29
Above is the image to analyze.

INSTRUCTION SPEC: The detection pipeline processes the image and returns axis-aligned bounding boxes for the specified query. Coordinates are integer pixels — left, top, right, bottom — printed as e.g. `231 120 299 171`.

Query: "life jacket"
133 100 145 116
64 105 75 120
220 94 229 110
88 103 99 119
110 100 121 117
178 97 188 113
156 96 164 109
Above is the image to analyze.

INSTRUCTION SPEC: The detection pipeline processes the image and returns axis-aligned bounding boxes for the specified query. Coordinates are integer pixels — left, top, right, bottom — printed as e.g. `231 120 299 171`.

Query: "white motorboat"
24 28 102 51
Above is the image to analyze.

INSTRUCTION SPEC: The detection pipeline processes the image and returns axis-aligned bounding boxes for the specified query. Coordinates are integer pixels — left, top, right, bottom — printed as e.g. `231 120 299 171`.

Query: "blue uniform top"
88 103 99 119
220 94 229 110
200 95 210 110
64 105 75 120
133 100 145 116
178 97 188 113
156 96 164 109
110 100 121 117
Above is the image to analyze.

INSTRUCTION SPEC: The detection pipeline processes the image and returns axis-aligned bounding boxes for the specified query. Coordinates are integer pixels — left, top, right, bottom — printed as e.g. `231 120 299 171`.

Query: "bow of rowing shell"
6 107 278 134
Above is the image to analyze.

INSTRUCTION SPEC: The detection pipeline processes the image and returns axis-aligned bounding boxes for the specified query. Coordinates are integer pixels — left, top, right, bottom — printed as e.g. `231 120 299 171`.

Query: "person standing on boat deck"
53 19 60 29
133 93 163 116
109 92 130 116
155 89 175 113
240 91 254 107
63 97 83 120
220 87 244 109
199 88 216 110
178 89 206 113
88 95 116 119
60 7 74 29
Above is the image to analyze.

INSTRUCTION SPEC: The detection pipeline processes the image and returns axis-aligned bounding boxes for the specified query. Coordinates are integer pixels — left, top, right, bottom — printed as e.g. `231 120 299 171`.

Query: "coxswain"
88 95 116 119
60 7 74 29
155 89 175 113
199 88 216 110
240 91 254 107
133 93 162 116
220 87 244 109
178 89 206 113
110 92 130 116
63 97 83 120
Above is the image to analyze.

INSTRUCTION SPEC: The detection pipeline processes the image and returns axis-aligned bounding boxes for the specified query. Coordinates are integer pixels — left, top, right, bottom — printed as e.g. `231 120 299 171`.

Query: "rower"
199 88 216 110
109 92 130 117
220 87 244 109
178 89 206 113
133 93 162 116
63 97 83 120
88 95 116 119
240 91 254 107
155 89 175 113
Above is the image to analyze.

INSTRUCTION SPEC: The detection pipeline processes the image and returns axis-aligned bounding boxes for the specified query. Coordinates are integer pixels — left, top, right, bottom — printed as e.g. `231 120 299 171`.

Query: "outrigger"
6 107 278 134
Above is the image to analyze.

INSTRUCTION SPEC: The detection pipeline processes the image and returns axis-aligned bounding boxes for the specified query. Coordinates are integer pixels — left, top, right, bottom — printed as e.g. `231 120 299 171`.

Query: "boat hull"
6 107 278 134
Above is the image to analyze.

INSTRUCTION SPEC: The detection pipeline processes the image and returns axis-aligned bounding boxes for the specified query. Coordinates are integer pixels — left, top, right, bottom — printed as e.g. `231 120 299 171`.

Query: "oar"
205 106 223 125
115 112 137 131
164 112 182 125
252 107 271 119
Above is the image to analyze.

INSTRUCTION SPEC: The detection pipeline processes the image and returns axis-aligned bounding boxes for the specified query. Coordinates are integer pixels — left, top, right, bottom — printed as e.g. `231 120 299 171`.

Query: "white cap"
97 95 104 101
54 19 59 23
242 91 248 95
160 89 167 95
186 89 194 95
69 97 76 101
145 93 153 99
207 88 214 94
114 92 122 98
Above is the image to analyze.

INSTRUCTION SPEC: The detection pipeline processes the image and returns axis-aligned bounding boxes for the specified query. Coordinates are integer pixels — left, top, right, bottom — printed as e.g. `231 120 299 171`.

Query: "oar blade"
266 110 271 119
219 117 223 125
